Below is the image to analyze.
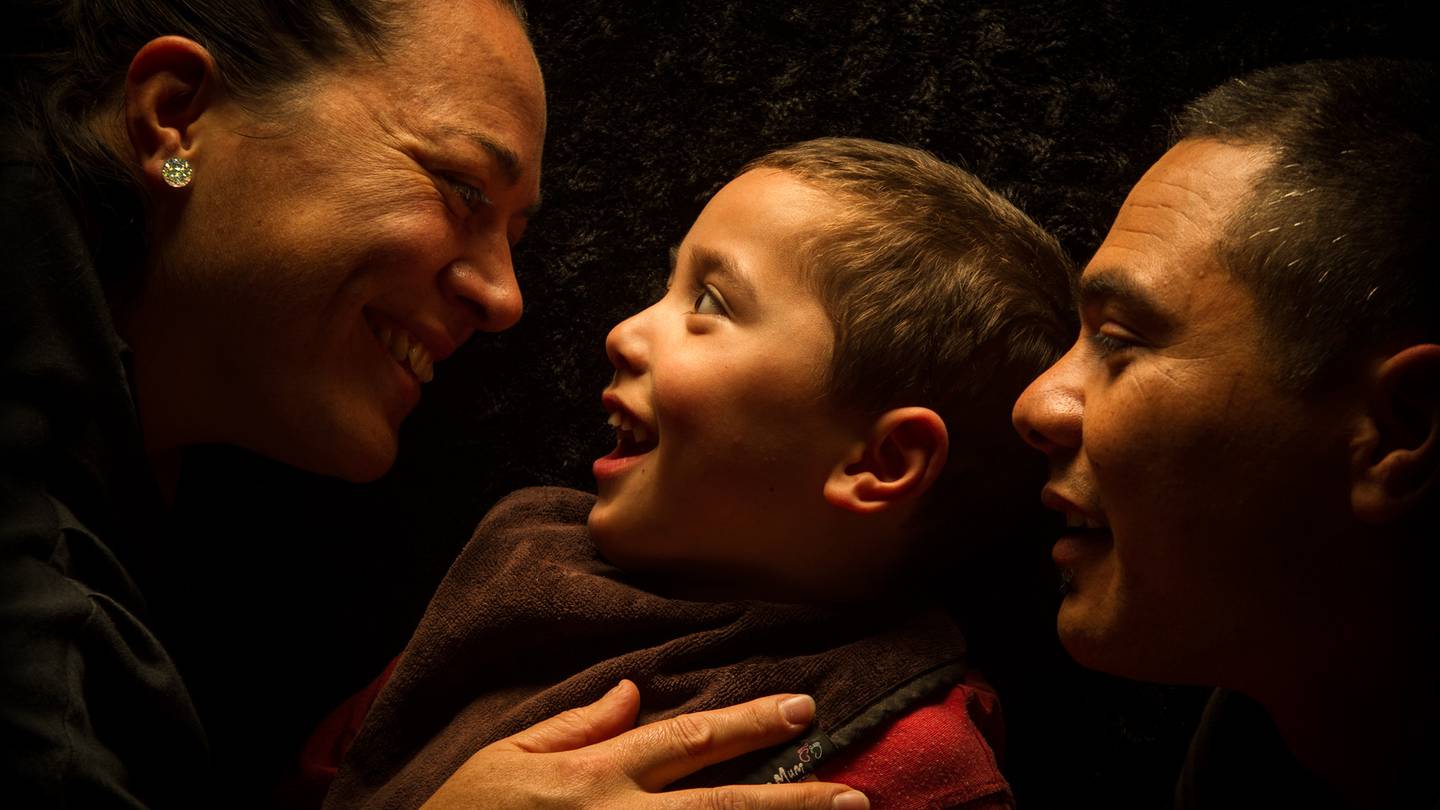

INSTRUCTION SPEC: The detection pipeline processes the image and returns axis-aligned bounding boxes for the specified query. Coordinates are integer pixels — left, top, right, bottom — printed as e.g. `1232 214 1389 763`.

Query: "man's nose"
441 243 524 334
1012 347 1084 455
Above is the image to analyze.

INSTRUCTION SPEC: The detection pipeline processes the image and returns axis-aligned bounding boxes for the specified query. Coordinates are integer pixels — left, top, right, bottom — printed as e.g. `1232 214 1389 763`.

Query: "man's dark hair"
1175 58 1438 390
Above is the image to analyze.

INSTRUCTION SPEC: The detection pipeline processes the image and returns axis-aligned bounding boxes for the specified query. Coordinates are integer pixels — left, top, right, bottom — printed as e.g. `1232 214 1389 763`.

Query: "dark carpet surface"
159 2 1432 806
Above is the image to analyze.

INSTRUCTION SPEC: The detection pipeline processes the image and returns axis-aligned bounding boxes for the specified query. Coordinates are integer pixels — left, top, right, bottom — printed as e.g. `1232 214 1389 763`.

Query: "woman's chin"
262 423 398 483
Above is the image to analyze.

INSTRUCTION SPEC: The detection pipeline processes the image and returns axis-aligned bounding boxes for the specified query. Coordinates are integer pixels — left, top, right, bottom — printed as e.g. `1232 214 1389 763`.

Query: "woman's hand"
421 680 869 809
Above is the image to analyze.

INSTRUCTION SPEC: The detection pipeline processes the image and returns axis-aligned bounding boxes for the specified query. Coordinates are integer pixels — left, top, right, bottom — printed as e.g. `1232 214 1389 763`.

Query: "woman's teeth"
375 324 434 382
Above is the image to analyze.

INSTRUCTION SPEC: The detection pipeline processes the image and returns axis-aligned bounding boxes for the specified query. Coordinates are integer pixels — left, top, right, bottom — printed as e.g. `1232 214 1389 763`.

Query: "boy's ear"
1351 344 1440 524
823 407 948 515
123 36 220 190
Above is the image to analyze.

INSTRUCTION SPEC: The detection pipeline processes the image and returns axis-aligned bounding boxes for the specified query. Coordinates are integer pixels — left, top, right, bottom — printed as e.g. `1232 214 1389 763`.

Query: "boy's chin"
586 503 641 565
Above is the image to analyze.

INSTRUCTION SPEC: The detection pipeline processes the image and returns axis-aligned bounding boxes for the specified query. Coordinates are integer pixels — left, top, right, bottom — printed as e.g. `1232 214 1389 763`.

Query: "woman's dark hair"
5 0 403 282
12 1 407 183
5 0 524 283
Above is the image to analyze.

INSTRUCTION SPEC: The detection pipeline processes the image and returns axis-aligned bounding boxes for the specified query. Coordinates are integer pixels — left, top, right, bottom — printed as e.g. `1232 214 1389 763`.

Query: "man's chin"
1055 601 1122 673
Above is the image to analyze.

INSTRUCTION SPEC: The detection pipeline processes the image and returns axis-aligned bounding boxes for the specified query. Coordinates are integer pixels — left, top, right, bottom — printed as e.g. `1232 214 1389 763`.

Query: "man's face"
1011 140 1360 684
156 0 545 481
588 169 875 600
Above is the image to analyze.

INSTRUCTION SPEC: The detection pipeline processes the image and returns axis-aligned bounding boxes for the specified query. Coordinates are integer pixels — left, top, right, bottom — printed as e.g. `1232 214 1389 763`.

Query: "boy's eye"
691 286 727 316
445 176 492 211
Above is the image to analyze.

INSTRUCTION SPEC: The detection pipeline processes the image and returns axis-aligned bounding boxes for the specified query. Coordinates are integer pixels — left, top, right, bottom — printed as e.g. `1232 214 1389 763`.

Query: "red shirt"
289 660 1013 810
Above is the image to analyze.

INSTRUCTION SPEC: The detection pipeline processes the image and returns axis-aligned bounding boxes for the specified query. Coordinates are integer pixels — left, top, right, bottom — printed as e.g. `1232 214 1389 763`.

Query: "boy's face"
589 169 866 599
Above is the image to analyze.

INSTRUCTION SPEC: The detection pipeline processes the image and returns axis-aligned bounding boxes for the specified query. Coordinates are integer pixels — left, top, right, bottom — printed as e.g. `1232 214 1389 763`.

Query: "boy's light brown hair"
745 137 1074 545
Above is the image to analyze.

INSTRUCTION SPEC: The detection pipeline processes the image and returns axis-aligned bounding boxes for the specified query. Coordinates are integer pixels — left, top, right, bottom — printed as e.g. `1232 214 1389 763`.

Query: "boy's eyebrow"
687 245 757 302
1078 267 1167 322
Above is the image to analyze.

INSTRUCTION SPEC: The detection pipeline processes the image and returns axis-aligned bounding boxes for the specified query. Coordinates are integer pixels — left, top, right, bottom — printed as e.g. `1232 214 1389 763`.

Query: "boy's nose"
605 309 650 375
1012 349 1083 456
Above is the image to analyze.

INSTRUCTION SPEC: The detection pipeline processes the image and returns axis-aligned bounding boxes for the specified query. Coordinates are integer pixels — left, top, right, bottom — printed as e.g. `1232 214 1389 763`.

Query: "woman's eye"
446 177 491 211
691 286 727 316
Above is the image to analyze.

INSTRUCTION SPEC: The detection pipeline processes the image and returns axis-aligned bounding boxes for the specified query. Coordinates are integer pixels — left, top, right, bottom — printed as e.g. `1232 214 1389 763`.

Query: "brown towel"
325 487 969 809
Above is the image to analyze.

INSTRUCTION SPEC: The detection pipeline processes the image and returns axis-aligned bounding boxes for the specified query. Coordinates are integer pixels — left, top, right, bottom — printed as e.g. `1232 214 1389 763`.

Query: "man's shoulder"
1176 689 1346 810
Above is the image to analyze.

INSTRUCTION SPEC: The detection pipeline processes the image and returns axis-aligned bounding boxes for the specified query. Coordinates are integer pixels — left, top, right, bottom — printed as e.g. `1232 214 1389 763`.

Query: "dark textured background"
158 2 1431 806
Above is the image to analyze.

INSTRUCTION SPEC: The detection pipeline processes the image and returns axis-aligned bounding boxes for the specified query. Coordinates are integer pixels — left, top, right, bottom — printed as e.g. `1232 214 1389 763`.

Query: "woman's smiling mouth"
365 312 436 383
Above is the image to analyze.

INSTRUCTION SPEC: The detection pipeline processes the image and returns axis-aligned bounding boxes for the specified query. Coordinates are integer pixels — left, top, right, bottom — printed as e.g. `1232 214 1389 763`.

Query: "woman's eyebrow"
432 125 543 218
438 125 523 184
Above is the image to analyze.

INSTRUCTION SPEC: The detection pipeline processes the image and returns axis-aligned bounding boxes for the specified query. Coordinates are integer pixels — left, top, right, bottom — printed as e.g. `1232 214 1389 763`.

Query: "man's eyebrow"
1078 268 1167 321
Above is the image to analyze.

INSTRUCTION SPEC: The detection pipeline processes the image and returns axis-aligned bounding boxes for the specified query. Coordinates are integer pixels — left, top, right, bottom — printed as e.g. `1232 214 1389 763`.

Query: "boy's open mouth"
607 411 660 457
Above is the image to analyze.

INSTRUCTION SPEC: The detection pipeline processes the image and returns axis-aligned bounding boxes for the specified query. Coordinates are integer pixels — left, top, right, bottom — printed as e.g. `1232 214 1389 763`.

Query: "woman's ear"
124 36 220 190
823 407 948 515
1352 344 1440 524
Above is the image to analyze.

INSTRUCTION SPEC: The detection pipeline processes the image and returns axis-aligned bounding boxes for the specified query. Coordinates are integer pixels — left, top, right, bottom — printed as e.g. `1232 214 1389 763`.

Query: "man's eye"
691 286 727 316
446 177 491 211
1088 328 1137 358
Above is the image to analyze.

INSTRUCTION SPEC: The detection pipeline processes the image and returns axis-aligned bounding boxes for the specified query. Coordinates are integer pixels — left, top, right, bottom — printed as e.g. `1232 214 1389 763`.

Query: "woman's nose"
605 308 651 376
1012 347 1084 456
442 247 523 333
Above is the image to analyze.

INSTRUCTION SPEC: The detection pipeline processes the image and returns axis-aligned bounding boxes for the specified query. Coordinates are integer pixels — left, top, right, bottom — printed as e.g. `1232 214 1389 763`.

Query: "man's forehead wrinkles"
1120 196 1209 239
1105 220 1191 252
1146 177 1211 206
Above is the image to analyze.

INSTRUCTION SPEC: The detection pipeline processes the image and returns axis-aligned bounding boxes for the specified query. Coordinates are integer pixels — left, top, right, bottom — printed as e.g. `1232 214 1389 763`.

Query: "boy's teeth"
620 417 633 431
633 426 648 443
607 412 622 428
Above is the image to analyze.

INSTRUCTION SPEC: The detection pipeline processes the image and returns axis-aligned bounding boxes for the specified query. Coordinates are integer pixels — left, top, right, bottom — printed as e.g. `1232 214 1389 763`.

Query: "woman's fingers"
608 693 818 791
425 691 868 810
496 679 642 754
658 785 870 810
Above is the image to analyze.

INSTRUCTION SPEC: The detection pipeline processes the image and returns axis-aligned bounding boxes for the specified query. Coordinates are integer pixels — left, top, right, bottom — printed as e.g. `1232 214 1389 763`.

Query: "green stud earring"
161 156 193 188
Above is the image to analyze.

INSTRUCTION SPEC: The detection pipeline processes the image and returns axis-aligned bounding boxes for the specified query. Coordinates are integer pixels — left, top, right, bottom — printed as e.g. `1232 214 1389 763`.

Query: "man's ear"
1352 344 1440 524
823 407 947 515
124 36 219 190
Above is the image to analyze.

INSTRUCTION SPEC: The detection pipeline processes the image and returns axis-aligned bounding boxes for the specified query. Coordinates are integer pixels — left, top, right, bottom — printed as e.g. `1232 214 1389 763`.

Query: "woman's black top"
1 134 210 807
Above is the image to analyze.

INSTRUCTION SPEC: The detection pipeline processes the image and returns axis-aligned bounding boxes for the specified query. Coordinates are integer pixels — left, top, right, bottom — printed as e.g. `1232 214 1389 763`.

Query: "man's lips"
1041 486 1112 568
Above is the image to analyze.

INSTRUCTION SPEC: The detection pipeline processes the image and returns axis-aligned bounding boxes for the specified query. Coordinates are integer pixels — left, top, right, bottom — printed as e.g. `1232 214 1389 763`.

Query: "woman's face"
137 0 545 481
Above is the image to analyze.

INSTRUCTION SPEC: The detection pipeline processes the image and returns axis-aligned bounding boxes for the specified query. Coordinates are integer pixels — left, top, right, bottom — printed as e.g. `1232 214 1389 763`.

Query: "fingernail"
832 790 869 810
779 695 815 726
